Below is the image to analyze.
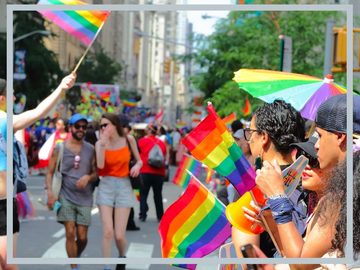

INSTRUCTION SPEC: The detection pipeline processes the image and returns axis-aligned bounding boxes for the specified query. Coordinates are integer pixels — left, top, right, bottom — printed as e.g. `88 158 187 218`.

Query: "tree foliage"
76 48 123 84
208 81 263 119
189 9 344 111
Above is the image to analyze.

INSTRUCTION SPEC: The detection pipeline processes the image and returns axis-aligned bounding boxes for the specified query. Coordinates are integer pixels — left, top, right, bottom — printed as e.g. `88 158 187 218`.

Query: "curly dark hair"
253 100 305 154
318 151 360 258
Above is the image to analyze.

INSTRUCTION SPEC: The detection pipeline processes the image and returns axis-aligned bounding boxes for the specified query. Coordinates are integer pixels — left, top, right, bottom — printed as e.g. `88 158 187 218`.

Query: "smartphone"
240 244 258 270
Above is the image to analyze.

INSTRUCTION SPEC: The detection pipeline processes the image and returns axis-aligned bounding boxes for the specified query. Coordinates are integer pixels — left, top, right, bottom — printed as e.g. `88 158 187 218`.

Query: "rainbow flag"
242 97 251 116
122 99 137 107
158 174 231 266
204 167 214 184
222 112 236 126
100 91 111 103
134 189 140 202
38 0 110 46
172 154 202 188
182 103 256 197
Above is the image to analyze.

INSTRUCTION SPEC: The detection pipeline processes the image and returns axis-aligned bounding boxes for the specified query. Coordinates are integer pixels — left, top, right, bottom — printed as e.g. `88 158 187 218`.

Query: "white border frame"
6 3 353 266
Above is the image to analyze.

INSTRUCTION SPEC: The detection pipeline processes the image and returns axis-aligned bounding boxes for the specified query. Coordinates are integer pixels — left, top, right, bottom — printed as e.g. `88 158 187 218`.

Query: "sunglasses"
100 123 109 129
296 149 320 169
243 128 261 141
74 155 81 169
74 124 87 130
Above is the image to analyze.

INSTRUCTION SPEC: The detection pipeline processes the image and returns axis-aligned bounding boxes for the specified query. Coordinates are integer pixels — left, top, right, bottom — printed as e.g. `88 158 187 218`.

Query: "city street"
16 166 221 270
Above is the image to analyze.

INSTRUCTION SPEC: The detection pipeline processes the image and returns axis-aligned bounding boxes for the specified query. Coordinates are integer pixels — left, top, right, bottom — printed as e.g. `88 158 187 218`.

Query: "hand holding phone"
241 244 258 270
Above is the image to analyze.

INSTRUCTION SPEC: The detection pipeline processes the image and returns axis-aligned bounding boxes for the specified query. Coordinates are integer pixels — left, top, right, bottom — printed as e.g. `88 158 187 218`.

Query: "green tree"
13 0 63 109
190 9 344 111
76 48 123 84
209 81 263 119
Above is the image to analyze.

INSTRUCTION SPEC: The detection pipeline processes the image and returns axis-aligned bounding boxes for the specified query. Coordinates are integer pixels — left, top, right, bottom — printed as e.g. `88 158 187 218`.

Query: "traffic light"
333 27 347 66
164 59 171 74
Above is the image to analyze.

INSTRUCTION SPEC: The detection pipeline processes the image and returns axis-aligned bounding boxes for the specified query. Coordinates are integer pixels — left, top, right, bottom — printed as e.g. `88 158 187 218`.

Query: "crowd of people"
225 95 360 270
0 71 359 270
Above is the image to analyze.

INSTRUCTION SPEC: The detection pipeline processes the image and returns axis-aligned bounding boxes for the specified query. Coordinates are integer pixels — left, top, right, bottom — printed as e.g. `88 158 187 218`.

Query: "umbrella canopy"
233 69 347 120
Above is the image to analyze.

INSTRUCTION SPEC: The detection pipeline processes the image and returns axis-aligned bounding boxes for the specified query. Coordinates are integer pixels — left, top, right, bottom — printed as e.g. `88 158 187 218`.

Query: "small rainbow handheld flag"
37 0 110 46
133 189 140 202
204 167 215 184
159 173 231 267
172 154 202 188
182 102 256 197
222 112 237 126
122 99 138 107
242 97 251 116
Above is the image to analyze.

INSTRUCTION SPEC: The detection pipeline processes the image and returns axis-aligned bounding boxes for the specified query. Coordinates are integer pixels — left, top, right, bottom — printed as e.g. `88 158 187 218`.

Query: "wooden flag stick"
249 190 283 257
72 21 106 73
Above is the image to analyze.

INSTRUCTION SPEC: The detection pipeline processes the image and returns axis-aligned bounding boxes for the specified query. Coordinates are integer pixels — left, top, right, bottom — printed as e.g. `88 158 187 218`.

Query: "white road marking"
52 228 65 238
126 242 154 269
91 207 99 215
41 237 67 258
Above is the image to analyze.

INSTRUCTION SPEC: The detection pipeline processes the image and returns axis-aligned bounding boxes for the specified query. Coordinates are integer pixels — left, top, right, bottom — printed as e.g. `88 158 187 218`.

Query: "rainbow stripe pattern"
233 69 347 120
38 0 110 46
122 99 138 107
134 189 140 202
222 112 236 126
182 103 256 197
172 154 203 188
242 97 251 116
159 175 231 265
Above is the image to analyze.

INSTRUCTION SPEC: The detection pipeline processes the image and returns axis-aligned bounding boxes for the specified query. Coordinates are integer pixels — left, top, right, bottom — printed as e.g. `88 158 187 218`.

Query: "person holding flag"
250 95 360 267
231 100 308 258
0 73 76 270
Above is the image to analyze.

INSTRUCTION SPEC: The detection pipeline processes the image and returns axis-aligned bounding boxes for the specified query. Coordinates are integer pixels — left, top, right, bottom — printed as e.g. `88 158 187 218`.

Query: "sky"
185 0 232 36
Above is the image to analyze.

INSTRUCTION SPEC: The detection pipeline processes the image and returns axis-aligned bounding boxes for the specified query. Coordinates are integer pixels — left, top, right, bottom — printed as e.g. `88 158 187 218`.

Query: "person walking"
138 124 167 222
95 113 142 270
46 113 97 270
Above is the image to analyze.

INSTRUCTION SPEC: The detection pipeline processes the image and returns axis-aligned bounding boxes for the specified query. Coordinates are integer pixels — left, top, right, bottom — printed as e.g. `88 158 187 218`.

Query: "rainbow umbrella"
233 69 347 120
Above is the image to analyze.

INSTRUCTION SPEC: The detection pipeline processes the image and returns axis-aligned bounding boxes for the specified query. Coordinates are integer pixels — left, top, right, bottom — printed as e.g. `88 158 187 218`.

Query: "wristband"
268 193 287 200
267 196 293 224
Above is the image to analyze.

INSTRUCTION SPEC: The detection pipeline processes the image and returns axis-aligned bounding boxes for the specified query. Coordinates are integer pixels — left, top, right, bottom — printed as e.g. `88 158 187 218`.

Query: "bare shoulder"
127 134 136 143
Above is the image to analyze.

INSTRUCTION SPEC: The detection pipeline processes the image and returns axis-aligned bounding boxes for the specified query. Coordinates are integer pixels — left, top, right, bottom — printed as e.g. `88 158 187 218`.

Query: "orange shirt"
98 146 131 178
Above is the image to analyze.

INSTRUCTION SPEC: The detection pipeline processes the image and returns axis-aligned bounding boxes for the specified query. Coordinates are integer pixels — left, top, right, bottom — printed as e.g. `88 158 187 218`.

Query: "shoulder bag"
52 143 64 200
126 136 141 190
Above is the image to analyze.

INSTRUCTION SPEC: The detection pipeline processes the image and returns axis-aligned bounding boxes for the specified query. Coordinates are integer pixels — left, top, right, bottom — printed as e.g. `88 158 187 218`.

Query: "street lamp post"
13 30 50 43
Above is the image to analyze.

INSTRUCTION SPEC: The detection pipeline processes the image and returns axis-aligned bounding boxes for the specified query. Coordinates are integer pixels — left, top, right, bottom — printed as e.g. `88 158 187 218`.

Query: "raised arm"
13 73 76 132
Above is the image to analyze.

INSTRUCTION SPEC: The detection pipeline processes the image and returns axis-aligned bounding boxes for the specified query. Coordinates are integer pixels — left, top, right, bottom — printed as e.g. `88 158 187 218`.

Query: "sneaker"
116 256 126 270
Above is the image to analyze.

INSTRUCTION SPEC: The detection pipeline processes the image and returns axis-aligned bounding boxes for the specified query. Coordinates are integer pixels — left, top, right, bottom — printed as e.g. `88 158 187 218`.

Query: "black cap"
315 94 360 135
290 132 319 159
